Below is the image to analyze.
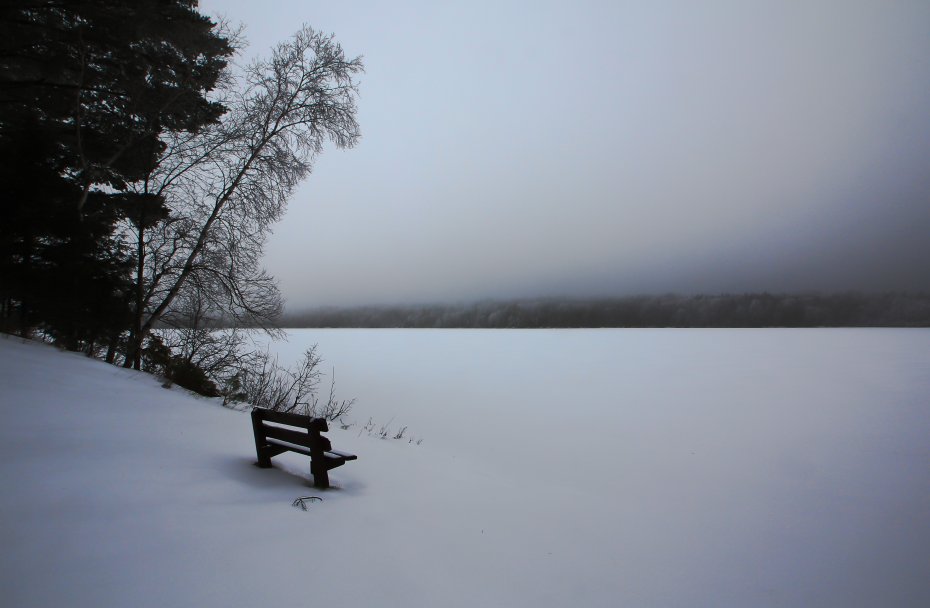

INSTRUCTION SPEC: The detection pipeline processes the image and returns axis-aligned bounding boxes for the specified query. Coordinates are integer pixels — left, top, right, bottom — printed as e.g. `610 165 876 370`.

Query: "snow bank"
1 329 929 607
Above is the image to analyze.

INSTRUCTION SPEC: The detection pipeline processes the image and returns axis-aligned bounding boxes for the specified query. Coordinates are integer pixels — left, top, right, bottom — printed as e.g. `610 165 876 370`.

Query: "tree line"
282 293 930 328
1 2 361 372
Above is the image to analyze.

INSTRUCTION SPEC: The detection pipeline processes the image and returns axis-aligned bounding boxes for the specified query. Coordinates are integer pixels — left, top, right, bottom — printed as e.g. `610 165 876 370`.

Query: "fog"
202 0 930 307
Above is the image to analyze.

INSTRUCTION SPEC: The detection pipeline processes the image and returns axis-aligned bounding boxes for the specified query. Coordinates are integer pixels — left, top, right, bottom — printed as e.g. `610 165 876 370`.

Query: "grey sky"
201 0 930 307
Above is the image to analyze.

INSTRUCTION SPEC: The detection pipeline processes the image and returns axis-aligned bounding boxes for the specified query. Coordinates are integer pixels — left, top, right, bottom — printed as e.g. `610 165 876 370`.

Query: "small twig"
292 496 323 510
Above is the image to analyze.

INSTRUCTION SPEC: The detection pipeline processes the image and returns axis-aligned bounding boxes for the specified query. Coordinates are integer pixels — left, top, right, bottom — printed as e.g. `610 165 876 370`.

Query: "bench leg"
256 448 272 468
310 459 330 489
255 444 287 468
313 470 330 489
251 409 273 467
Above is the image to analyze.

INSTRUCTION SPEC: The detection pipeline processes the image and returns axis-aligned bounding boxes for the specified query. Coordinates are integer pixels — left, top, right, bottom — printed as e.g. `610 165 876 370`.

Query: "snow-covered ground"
1 329 929 607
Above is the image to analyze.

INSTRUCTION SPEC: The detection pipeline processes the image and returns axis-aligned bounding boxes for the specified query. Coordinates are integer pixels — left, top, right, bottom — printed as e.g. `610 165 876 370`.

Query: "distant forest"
281 293 930 328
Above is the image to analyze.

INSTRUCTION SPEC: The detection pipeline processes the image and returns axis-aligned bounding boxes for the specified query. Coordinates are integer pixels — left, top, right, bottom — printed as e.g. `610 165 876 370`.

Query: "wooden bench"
250 407 357 489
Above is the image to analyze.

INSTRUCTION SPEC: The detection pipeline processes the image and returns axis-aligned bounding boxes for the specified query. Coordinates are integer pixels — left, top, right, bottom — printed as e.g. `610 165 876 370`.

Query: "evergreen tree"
0 1 233 350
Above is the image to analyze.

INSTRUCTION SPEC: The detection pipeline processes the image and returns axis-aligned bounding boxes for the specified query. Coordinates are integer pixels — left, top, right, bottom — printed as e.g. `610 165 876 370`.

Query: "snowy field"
1 329 929 607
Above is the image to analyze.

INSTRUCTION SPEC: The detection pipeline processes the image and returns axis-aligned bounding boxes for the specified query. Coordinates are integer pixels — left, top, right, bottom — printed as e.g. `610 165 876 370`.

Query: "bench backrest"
251 407 330 453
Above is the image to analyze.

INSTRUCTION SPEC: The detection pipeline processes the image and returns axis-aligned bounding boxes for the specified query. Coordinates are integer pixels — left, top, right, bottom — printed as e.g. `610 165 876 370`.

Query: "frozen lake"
2 329 928 606
266 328 930 606
271 328 930 459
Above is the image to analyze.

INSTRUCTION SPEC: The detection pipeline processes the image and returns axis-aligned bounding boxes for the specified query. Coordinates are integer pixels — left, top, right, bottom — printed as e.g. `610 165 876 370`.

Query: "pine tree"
0 1 234 350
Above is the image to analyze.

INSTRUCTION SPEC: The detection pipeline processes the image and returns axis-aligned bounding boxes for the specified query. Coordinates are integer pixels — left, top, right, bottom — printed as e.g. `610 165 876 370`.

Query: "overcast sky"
200 0 930 308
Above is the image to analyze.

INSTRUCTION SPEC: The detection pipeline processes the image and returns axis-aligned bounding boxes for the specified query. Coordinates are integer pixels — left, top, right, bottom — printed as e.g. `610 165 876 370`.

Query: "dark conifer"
0 1 233 351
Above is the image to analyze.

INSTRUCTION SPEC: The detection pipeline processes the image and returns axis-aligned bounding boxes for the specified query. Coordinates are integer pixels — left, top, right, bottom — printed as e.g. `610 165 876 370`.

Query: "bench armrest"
326 449 358 461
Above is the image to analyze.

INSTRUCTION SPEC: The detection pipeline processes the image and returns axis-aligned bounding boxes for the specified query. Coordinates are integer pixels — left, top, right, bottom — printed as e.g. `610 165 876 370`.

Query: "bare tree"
155 285 258 380
122 25 363 368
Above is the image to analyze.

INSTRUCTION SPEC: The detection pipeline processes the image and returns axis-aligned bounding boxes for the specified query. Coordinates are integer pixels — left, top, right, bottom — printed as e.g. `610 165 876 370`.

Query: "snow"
2 329 929 607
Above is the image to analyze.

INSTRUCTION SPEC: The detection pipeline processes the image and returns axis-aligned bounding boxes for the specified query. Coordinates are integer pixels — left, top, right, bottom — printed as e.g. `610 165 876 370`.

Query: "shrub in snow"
141 335 219 397
232 345 355 421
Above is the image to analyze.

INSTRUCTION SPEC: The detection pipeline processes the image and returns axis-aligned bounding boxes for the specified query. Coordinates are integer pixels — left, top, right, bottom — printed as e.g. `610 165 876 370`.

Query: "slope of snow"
1 329 929 607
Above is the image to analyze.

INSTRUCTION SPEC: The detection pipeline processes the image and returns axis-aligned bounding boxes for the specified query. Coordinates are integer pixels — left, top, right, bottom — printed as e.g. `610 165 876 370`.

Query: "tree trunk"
131 221 146 370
